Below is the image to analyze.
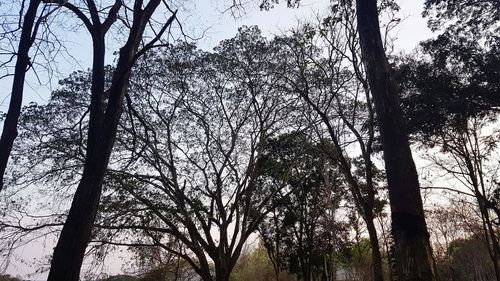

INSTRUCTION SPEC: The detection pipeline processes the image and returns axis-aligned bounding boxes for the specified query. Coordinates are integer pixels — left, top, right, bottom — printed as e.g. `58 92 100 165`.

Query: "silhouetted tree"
39 1 177 280
257 133 347 281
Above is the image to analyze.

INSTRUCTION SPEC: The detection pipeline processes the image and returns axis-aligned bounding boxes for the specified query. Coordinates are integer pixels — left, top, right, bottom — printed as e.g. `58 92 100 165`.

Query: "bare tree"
421 116 500 280
425 206 471 280
0 0 63 192
91 27 297 281
31 1 178 280
275 9 387 281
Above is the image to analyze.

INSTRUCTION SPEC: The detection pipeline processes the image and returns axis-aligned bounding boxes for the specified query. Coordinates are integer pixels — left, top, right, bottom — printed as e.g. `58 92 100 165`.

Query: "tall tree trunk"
480 204 500 281
46 30 107 281
47 1 162 279
365 213 385 281
45 154 110 280
354 1 436 280
215 274 229 281
0 0 41 192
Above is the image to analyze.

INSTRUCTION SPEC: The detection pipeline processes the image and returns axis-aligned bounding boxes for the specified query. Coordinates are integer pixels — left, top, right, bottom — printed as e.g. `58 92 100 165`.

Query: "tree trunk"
215 272 230 281
215 275 229 281
0 0 41 192
215 259 231 281
46 29 107 281
45 158 110 280
481 204 500 281
47 2 162 279
354 1 436 281
366 213 385 281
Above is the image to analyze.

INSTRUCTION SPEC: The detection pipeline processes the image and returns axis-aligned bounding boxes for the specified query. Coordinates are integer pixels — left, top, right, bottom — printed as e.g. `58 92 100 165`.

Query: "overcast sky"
2 0 436 279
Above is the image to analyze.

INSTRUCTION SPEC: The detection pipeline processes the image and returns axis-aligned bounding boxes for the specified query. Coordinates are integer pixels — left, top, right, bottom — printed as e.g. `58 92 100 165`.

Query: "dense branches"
3 1 500 280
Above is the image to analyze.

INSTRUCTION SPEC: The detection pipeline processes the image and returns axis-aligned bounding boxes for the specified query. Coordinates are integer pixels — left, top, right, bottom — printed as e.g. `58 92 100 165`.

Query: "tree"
273 8 390 280
32 1 178 280
425 206 471 280
1 26 292 281
397 34 500 140
400 55 500 278
354 0 437 280
128 244 196 281
448 235 497 281
423 0 499 35
260 0 437 278
340 238 374 281
230 241 295 281
91 27 296 281
0 0 41 193
257 133 347 281
0 0 64 192
397 34 500 280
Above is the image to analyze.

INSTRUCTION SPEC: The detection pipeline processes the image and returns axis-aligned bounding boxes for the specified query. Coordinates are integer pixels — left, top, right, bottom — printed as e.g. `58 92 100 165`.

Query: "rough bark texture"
354 0 437 280
47 1 161 280
0 0 41 192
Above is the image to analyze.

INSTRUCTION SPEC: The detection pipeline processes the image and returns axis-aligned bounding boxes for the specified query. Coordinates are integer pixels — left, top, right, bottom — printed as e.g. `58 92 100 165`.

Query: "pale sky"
0 0 433 112
1 0 436 279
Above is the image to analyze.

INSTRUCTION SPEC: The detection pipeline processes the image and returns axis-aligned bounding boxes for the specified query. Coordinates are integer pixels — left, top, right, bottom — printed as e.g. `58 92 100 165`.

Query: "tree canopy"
1 1 500 281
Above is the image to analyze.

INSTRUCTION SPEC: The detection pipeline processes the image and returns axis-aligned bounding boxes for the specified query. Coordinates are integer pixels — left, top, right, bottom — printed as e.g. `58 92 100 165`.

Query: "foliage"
397 12 500 280
96 26 295 281
0 275 21 281
257 132 348 281
3 2 500 280
272 9 391 281
338 238 373 281
424 0 500 35
230 242 296 281
447 235 496 281
258 0 300 10
125 244 196 281
3 26 297 281
397 32 500 141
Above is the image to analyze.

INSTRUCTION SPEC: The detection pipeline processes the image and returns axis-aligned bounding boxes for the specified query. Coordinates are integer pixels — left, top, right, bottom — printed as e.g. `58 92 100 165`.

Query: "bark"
366 212 385 281
476 191 500 281
200 273 213 281
214 260 231 281
47 1 163 280
0 0 41 192
484 209 500 281
46 28 107 281
355 1 436 280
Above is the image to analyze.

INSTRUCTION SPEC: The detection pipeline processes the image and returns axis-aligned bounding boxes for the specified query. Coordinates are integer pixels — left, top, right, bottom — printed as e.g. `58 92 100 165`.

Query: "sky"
1 0 436 279
0 0 433 112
